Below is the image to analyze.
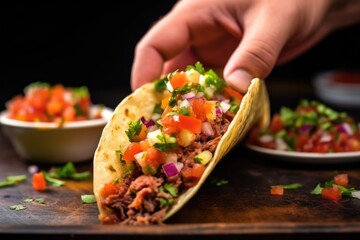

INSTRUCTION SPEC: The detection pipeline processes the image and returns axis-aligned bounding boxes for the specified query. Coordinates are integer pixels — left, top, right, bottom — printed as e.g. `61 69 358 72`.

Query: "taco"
93 62 270 225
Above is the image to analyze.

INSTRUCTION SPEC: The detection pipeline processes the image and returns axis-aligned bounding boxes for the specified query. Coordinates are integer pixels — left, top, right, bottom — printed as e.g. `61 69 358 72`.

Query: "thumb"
223 13 292 93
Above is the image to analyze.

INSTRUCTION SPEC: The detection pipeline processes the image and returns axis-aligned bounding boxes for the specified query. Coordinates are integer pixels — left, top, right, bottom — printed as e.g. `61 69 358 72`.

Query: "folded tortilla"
93 75 270 224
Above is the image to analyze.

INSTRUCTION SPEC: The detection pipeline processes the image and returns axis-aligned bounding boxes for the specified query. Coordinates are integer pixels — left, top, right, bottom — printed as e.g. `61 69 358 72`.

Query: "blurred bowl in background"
313 71 360 108
0 105 113 164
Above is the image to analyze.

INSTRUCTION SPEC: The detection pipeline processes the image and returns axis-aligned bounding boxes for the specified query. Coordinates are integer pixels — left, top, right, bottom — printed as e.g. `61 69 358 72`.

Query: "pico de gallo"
247 99 360 153
5 82 99 124
98 62 244 225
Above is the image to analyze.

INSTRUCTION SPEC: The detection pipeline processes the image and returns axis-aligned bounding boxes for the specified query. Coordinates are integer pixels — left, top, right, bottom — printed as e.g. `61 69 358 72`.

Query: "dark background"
2 2 360 110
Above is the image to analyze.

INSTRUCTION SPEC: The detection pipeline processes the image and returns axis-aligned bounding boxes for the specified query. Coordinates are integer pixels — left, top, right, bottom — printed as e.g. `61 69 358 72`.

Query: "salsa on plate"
247 99 360 153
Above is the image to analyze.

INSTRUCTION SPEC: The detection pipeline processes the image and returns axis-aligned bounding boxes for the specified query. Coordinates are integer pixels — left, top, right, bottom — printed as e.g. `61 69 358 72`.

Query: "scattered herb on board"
9 204 26 211
0 175 27 188
81 194 97 204
310 173 359 201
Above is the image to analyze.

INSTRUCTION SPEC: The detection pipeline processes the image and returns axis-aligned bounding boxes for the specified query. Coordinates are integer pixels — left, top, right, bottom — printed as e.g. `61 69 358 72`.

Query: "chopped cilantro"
163 183 178 197
154 77 167 92
125 119 143 142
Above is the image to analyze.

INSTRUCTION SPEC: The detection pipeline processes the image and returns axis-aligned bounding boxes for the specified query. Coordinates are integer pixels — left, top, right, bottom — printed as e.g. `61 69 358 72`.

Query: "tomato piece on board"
334 173 349 187
270 185 284 196
32 172 47 191
321 185 342 201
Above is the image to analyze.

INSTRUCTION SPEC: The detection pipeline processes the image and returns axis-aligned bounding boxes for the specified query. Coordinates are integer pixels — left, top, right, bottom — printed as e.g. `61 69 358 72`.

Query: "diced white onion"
319 133 332 142
134 151 146 163
220 101 231 113
179 99 191 108
352 191 360 199
201 122 214 136
275 138 288 151
165 152 178 164
259 134 273 143
166 81 174 92
147 129 163 146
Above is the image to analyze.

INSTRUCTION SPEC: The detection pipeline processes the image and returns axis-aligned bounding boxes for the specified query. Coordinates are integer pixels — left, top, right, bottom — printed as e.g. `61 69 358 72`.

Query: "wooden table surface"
1 79 360 240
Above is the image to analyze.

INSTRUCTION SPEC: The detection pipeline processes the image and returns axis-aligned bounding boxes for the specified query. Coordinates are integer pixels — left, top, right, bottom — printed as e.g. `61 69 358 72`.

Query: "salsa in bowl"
0 82 113 163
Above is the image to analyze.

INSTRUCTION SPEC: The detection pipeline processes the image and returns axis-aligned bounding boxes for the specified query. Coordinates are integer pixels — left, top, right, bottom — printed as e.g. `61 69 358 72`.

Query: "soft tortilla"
93 77 270 221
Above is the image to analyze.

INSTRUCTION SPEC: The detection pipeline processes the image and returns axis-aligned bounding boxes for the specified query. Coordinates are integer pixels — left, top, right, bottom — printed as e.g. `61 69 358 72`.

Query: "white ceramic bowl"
313 71 360 108
0 105 113 164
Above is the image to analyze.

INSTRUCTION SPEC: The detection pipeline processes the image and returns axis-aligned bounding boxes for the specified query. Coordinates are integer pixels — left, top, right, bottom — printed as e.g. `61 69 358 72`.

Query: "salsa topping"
247 99 360 153
98 62 243 225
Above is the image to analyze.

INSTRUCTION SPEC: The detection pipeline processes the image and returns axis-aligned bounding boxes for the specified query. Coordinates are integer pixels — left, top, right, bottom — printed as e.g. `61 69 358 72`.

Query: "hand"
131 0 360 93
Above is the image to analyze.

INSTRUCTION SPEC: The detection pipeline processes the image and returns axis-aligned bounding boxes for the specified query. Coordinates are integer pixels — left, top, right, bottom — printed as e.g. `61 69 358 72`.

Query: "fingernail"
227 70 253 93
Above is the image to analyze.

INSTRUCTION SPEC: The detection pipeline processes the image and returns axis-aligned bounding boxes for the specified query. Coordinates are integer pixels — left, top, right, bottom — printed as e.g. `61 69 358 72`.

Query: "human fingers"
223 5 296 93
130 9 191 91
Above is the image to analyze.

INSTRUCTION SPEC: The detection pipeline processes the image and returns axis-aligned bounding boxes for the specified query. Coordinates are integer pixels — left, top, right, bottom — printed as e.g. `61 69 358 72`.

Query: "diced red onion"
140 116 156 128
338 122 353 135
299 124 312 134
216 107 222 115
182 91 196 100
220 101 231 113
28 165 39 174
162 162 179 177
319 133 332 142
201 122 214 136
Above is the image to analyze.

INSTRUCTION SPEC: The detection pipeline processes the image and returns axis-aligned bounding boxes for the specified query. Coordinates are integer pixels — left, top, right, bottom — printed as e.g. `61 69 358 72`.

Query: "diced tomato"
139 140 150 151
6 82 93 123
191 98 207 121
321 184 342 201
334 173 349 187
222 86 244 101
181 163 206 187
295 133 310 151
161 106 173 118
161 96 170 109
26 88 50 111
161 114 202 134
100 182 121 198
169 72 188 89
270 114 283 133
32 172 46 191
145 147 165 168
270 185 284 195
311 143 331 153
123 142 142 162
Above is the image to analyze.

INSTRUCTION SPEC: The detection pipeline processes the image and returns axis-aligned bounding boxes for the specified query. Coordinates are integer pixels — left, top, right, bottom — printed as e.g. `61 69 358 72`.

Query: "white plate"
246 143 360 164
